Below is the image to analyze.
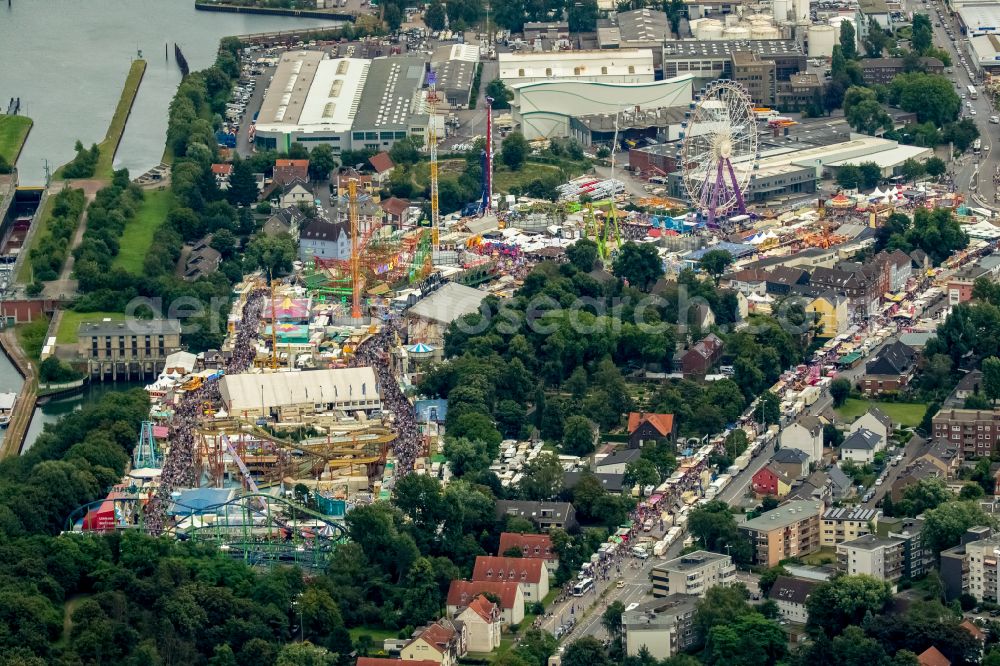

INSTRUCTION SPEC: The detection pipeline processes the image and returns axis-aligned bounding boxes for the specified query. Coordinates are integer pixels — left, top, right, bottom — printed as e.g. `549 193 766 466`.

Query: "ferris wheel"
678 81 759 226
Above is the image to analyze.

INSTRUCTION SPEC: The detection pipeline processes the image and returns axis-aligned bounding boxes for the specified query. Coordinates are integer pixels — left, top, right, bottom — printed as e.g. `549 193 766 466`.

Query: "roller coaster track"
65 493 348 569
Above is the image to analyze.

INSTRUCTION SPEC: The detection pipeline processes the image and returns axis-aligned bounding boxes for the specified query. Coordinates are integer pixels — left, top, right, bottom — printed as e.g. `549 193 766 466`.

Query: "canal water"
1 0 342 186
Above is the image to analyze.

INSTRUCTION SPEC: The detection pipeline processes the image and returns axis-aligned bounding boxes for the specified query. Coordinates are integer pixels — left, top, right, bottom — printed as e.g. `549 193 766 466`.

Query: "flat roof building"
500 49 656 86
623 595 700 660
836 534 904 588
651 551 736 597
739 500 823 567
821 507 880 547
661 40 805 83
219 368 381 419
255 52 427 155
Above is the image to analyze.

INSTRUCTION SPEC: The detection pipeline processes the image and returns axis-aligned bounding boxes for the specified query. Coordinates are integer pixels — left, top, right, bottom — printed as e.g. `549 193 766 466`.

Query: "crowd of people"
144 290 267 535
350 317 419 474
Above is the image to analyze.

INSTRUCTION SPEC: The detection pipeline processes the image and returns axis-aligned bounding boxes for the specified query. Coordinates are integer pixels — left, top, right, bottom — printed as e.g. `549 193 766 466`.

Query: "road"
918 0 999 206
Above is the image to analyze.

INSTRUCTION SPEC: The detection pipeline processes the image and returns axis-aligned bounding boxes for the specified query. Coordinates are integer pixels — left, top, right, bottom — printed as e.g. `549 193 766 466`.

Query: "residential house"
278 179 313 208
954 370 984 402
211 163 233 189
849 407 893 443
820 506 879 547
769 575 820 624
828 465 854 500
596 448 643 475
770 448 810 479
890 459 944 502
498 532 558 573
887 517 934 580
752 465 794 498
382 196 411 228
722 268 769 296
262 206 305 240
471 556 549 603
627 412 676 448
681 333 724 377
369 151 395 186
809 265 881 317
738 500 823 567
357 659 439 666
861 57 944 85
787 469 833 504
494 500 578 532
454 595 501 653
860 340 917 395
840 428 883 464
918 440 960 478
183 237 222 281
563 470 626 495
910 249 930 274
623 595 700 660
807 291 849 338
298 219 350 264
779 415 824 463
273 158 310 185
650 551 735 597
932 407 1000 458
876 249 913 292
766 266 810 295
917 647 951 666
446 580 524 625
336 168 375 196
836 534 904 588
401 620 466 666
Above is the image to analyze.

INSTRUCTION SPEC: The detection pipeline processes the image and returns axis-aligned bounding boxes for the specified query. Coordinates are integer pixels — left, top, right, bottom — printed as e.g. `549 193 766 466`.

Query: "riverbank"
0 115 33 167
54 59 147 181
0 327 37 459
195 1 356 21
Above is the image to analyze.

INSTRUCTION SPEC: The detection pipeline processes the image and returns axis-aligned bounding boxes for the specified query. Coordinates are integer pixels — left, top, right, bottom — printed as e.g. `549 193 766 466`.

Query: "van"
991 116 999 124
649 176 667 184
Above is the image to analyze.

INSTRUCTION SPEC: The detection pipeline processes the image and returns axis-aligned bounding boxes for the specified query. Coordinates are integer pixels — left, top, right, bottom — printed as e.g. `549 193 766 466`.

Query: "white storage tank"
807 23 836 57
794 0 810 22
723 25 751 40
752 24 782 39
697 19 725 40
772 0 792 23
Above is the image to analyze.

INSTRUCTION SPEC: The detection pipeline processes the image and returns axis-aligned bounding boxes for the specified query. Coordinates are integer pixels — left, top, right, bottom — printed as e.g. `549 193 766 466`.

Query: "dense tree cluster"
873 208 968 266
61 140 100 179
29 186 86 281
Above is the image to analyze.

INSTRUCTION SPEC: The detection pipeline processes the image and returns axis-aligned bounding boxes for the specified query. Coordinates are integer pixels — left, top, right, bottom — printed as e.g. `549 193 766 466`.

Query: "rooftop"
840 534 900 551
740 500 823 531
355 56 425 130
823 506 879 522
617 8 670 41
770 575 820 605
408 282 488 325
654 550 730 572
662 39 803 58
219 367 379 411
79 318 181 338
842 428 882 452
622 594 700 627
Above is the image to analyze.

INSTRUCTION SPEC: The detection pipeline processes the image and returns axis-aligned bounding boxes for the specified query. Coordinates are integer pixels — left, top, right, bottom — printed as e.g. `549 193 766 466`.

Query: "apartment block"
965 534 1000 603
940 527 994 602
623 595 700 660
836 535 903 589
887 517 934 580
738 500 823 567
820 507 880 547
650 551 736 597
932 408 1000 458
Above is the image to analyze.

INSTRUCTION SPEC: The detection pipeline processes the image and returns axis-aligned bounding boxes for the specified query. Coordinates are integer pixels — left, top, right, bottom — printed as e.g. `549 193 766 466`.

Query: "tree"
960 483 985 500
383 3 403 31
859 162 882 189
699 249 734 286
485 79 514 109
824 423 845 448
562 416 596 456
983 356 1000 404
424 0 446 30
227 156 259 207
612 241 664 291
837 164 863 190
624 458 660 490
759 565 788 598
890 73 961 126
501 132 528 171
567 0 599 32
567 238 599 272
925 156 947 178
601 601 625 640
900 158 925 183
912 13 933 55
518 452 565 500
830 377 852 407
757 391 781 426
244 232 295 277
840 20 858 59
922 500 995 554
899 477 952 516
704 613 787 666
689 501 751 564
389 136 421 166
806 575 893 638
864 17 889 57
276 642 338 666
943 118 980 152
847 98 893 135
307 144 337 180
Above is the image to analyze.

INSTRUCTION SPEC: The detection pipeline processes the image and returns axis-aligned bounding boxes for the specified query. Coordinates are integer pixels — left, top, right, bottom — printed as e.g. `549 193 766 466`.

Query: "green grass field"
56 311 126 345
15 194 56 284
346 626 400 644
0 114 32 165
16 316 49 362
493 163 563 192
113 189 173 273
835 398 927 427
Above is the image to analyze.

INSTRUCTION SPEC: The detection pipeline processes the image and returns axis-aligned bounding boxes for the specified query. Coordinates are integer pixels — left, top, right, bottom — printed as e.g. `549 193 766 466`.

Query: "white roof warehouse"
219 367 380 418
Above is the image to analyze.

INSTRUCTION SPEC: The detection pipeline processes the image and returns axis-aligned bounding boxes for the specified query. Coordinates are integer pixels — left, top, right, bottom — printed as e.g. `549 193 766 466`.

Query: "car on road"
617 579 626 589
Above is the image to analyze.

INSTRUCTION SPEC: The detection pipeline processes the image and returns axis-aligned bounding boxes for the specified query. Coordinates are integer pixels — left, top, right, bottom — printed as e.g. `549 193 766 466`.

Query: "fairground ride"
65 492 347 570
311 181 433 317
677 80 759 227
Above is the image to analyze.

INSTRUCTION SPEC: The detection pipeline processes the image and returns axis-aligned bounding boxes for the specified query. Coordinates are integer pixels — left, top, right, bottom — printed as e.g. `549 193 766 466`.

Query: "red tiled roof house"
471 556 549 603
447 580 524 625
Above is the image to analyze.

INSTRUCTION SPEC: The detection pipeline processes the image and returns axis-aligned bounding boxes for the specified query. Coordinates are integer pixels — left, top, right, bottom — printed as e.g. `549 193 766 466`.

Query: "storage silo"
697 19 725 40
772 0 792 23
752 24 782 39
723 25 751 40
807 23 836 57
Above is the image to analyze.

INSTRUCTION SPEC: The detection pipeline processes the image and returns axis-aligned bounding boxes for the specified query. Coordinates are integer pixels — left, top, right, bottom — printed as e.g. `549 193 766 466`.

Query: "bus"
974 138 982 155
573 578 594 596
969 85 979 100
